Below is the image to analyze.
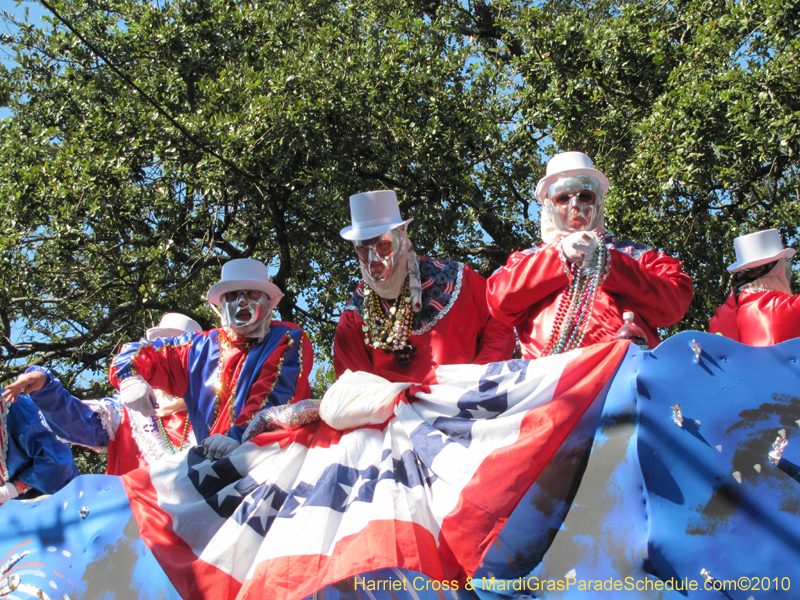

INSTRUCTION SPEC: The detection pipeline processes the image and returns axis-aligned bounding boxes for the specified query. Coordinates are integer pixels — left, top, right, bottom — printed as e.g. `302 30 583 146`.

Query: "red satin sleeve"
711 291 800 346
603 248 694 328
486 244 569 328
462 266 515 364
110 343 192 398
709 293 740 342
334 309 376 378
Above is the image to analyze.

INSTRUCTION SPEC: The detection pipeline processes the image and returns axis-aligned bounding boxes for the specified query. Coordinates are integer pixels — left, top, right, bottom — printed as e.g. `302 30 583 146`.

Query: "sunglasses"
223 289 264 302
355 239 394 262
551 190 597 206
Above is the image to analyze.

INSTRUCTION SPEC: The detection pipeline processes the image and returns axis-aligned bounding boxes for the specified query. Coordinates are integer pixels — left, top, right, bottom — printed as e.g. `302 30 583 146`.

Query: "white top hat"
340 190 413 241
206 258 285 309
728 228 796 272
145 312 203 341
535 151 610 203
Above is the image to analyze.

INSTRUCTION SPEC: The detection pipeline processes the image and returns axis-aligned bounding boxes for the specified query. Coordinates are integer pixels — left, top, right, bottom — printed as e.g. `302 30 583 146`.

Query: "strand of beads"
362 278 416 363
540 261 584 357
540 231 609 357
740 284 772 295
0 402 10 484
157 414 193 454
560 242 608 351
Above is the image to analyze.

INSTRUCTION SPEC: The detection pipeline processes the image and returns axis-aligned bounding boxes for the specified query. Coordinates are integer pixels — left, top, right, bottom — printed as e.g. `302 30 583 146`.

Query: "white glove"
203 434 240 460
119 375 158 417
562 232 598 269
0 481 19 504
320 370 411 431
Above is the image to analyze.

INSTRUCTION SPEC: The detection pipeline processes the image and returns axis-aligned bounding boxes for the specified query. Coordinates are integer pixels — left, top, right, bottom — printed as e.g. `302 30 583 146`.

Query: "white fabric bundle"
320 370 411 431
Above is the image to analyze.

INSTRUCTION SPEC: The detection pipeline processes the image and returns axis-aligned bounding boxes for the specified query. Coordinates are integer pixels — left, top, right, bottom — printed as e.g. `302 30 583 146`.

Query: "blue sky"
1 0 49 118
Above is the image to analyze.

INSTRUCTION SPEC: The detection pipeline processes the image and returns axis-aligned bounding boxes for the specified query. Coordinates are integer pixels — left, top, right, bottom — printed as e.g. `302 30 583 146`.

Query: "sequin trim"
604 233 652 259
739 284 773 295
242 399 321 442
287 334 304 406
113 334 196 382
344 258 465 336
114 342 143 381
411 262 464 335
257 333 293 417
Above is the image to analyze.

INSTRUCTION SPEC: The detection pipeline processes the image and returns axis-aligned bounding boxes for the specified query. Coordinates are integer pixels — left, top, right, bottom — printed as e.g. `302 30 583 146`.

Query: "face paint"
546 176 602 233
221 289 271 330
354 230 406 283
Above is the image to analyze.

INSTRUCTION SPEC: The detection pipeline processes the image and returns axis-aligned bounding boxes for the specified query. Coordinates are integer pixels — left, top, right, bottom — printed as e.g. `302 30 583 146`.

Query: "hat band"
351 215 402 230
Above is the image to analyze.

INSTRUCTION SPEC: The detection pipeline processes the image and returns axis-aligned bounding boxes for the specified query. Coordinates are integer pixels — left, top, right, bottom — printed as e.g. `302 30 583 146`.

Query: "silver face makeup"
354 229 407 283
546 176 602 233
221 289 270 329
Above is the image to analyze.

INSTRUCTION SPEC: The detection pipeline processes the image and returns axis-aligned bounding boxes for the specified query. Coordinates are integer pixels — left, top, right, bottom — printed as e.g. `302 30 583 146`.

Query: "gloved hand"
0 481 19 505
561 232 598 270
203 434 240 460
119 375 158 417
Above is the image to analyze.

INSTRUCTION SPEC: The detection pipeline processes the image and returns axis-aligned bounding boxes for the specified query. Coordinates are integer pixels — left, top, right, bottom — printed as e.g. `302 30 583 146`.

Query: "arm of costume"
709 293 740 341
463 266 515 363
109 334 194 398
732 291 800 345
6 396 79 495
227 326 314 442
486 244 570 328
333 308 375 378
24 366 115 449
602 248 694 328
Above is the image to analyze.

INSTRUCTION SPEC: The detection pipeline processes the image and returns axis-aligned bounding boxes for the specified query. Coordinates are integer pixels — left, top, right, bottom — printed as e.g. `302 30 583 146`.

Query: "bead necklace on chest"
362 278 417 364
540 231 610 357
156 414 193 454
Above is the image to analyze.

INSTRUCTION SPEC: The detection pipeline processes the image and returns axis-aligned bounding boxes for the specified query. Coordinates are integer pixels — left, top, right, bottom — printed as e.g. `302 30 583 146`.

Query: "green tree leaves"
1 0 798 393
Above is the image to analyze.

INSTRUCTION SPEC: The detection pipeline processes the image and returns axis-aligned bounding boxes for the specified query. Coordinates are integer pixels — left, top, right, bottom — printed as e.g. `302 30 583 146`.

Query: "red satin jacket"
105 409 191 476
709 291 800 346
334 258 515 384
487 236 694 359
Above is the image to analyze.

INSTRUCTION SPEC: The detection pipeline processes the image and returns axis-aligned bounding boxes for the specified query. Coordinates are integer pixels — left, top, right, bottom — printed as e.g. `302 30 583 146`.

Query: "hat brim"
207 279 285 308
536 167 610 203
728 247 796 272
145 327 197 341
340 218 412 242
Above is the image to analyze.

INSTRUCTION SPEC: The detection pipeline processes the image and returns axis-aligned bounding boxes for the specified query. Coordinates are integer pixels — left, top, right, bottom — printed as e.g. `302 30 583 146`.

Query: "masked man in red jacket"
710 228 800 345
487 152 693 358
110 259 313 460
334 190 514 384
